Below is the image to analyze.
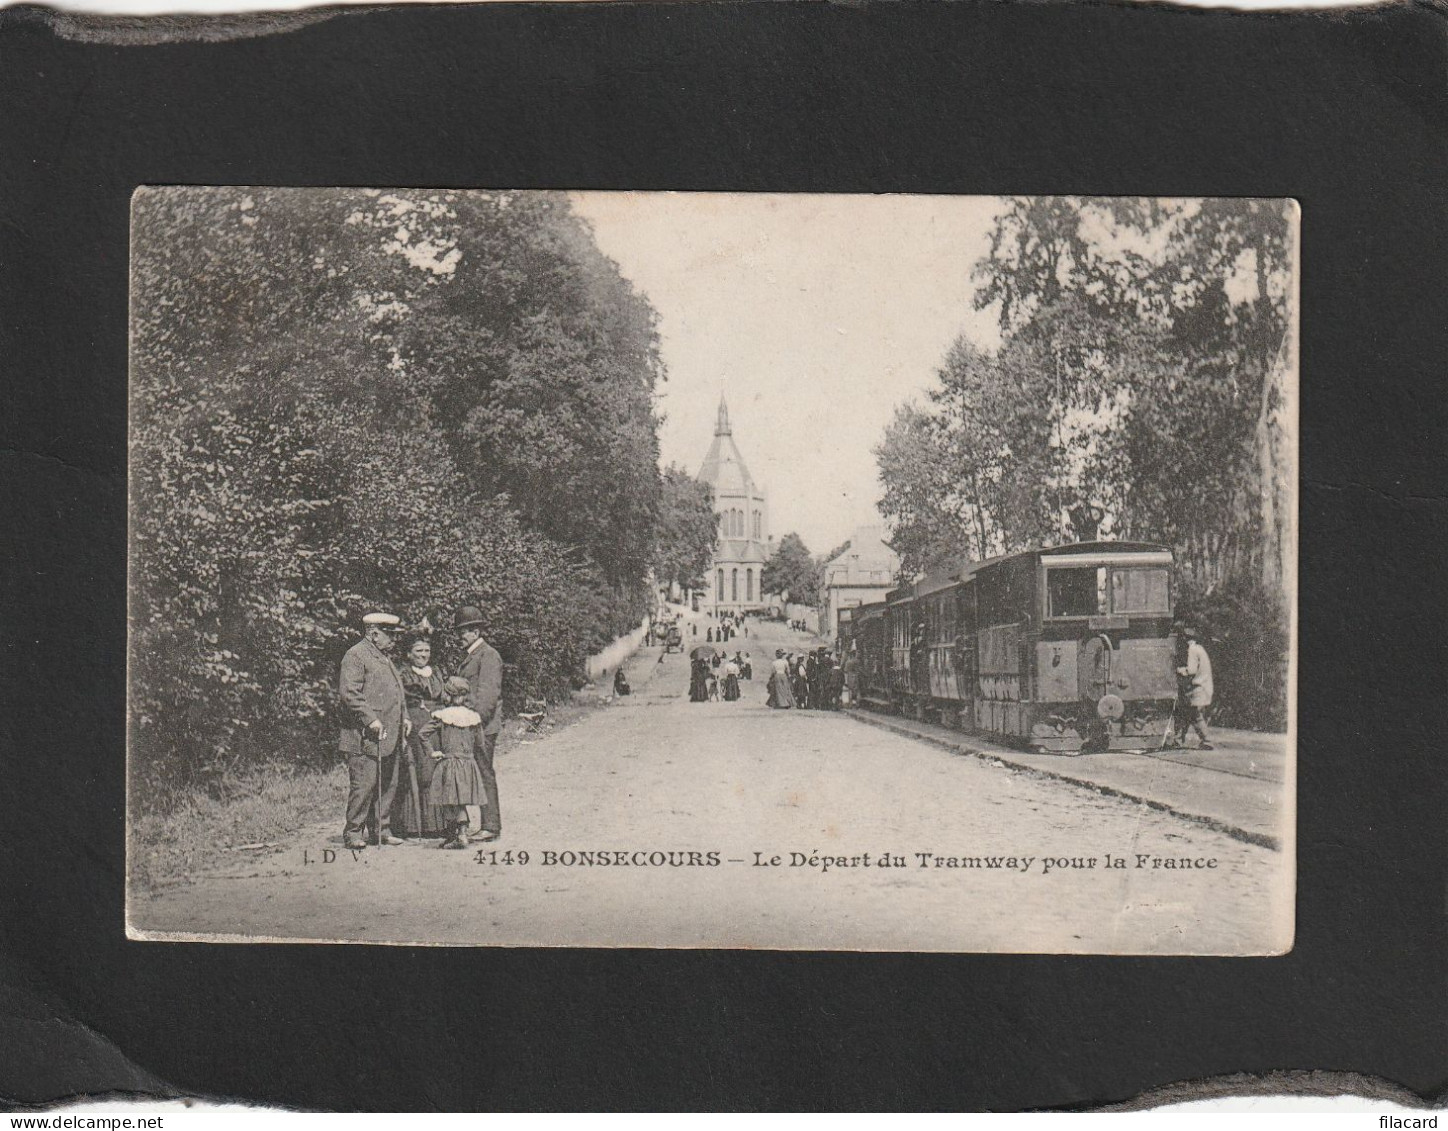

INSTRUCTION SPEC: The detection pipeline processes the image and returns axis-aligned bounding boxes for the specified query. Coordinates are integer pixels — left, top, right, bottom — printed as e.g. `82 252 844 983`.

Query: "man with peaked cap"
339 611 412 849
452 605 504 841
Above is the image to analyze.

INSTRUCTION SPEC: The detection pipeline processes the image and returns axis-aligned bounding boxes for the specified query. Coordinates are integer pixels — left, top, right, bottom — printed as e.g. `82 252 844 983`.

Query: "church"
697 395 772 614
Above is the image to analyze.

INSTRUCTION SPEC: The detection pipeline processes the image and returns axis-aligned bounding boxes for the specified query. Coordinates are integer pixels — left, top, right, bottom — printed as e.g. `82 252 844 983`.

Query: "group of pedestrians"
705 617 746 644
766 646 844 711
688 650 753 703
337 606 504 851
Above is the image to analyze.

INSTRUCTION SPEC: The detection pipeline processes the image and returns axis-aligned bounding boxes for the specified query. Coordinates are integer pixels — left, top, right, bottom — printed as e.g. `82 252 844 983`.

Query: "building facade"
697 396 771 614
820 525 901 638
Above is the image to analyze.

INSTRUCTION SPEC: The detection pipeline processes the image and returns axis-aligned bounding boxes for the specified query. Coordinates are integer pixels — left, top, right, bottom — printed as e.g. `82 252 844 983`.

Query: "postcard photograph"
126 189 1296 952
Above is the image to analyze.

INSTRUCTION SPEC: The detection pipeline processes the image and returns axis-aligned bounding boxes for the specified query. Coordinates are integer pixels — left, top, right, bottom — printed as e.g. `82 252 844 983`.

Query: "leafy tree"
761 532 819 606
877 196 1294 727
875 404 971 575
652 465 718 591
129 187 670 794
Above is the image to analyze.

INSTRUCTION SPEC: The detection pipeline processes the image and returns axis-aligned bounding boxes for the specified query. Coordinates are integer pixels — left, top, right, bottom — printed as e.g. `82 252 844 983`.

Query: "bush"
129 188 664 798
1173 572 1289 732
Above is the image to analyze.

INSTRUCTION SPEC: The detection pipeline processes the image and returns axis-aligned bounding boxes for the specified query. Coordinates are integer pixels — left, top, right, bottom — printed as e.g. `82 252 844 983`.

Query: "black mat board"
1 0 1445 1111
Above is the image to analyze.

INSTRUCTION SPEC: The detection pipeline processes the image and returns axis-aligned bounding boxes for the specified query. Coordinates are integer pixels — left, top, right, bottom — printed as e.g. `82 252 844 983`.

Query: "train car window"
1110 567 1170 614
958 583 977 634
1047 566 1108 618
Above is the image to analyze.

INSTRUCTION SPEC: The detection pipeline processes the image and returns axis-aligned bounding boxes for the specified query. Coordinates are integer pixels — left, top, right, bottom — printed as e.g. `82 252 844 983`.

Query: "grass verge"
129 692 610 895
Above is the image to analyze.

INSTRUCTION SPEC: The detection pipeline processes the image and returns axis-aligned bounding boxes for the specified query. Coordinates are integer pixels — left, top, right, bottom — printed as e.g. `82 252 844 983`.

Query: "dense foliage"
760 533 820 606
876 197 1294 729
652 464 718 592
131 188 669 794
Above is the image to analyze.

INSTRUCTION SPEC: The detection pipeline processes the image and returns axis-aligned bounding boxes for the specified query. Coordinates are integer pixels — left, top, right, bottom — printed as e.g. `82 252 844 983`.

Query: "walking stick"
375 723 386 847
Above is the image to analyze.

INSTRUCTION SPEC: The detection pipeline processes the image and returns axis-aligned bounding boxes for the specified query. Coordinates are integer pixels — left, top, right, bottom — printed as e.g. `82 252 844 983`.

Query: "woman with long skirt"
689 656 710 702
722 656 741 702
394 636 447 838
767 649 796 709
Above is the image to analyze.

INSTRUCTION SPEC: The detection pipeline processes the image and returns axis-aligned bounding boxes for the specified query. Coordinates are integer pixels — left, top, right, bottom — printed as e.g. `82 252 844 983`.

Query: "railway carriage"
847 600 892 710
851 541 1178 754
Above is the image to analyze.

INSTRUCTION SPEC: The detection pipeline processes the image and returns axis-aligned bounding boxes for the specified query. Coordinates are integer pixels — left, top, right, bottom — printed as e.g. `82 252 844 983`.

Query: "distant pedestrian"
722 656 741 701
843 649 859 707
825 654 844 710
767 648 796 709
338 612 411 849
689 656 710 702
1171 625 1214 750
792 654 810 707
707 627 714 643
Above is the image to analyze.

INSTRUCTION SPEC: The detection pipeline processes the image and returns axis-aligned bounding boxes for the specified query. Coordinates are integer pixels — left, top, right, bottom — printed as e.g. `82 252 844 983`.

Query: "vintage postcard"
126 189 1297 952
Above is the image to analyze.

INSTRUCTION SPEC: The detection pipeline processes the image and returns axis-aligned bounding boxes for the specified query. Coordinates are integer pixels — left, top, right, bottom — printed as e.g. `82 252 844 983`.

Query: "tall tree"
875 195 1294 726
761 532 819 606
652 465 718 591
129 187 671 791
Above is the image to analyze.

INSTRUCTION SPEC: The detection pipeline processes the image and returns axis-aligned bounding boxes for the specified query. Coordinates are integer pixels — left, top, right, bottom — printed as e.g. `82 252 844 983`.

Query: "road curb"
844 709 1280 852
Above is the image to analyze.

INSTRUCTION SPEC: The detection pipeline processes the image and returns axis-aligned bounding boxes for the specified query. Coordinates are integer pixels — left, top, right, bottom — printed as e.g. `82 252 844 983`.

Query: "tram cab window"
1047 567 1108 618
1048 564 1170 618
1110 568 1170 614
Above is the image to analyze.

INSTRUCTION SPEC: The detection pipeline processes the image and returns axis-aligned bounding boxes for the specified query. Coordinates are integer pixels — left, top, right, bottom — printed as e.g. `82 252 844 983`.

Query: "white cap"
362 612 401 627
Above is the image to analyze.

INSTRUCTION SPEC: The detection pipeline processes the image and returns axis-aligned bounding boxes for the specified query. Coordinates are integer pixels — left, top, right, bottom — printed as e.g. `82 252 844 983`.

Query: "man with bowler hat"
453 605 504 841
339 611 411 849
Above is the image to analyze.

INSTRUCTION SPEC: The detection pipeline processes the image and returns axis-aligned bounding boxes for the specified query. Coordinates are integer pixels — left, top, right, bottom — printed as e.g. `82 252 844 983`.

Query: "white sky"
572 192 1006 555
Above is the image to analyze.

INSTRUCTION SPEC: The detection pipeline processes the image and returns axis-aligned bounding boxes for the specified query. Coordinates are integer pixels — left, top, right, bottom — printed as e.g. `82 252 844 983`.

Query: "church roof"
698 395 757 498
715 539 770 565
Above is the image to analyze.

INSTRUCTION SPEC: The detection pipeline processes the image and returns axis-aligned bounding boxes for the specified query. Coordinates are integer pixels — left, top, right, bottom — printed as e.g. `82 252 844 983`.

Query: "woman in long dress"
767 649 796 709
394 636 447 838
689 656 710 702
722 656 741 702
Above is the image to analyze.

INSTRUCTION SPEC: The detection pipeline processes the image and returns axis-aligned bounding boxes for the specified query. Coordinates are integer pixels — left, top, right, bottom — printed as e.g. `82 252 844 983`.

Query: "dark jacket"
337 638 407 757
456 638 504 736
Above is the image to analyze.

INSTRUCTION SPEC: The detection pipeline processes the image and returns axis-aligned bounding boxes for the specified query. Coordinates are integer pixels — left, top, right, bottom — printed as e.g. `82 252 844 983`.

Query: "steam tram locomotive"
840 541 1178 754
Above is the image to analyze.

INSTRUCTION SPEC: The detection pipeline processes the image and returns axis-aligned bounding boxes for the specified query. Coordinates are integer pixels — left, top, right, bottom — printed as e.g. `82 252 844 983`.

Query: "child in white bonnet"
421 676 488 849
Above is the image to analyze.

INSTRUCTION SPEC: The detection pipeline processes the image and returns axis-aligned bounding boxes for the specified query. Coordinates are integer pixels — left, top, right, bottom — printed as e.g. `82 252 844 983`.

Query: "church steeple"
696 389 768 612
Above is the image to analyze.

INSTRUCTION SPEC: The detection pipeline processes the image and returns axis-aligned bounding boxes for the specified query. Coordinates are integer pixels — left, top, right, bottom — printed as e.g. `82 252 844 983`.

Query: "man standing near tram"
1171 624 1214 751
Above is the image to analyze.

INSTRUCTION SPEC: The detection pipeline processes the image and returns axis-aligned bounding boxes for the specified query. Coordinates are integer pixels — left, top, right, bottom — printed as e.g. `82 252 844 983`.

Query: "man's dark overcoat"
456 638 504 736
337 637 407 757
